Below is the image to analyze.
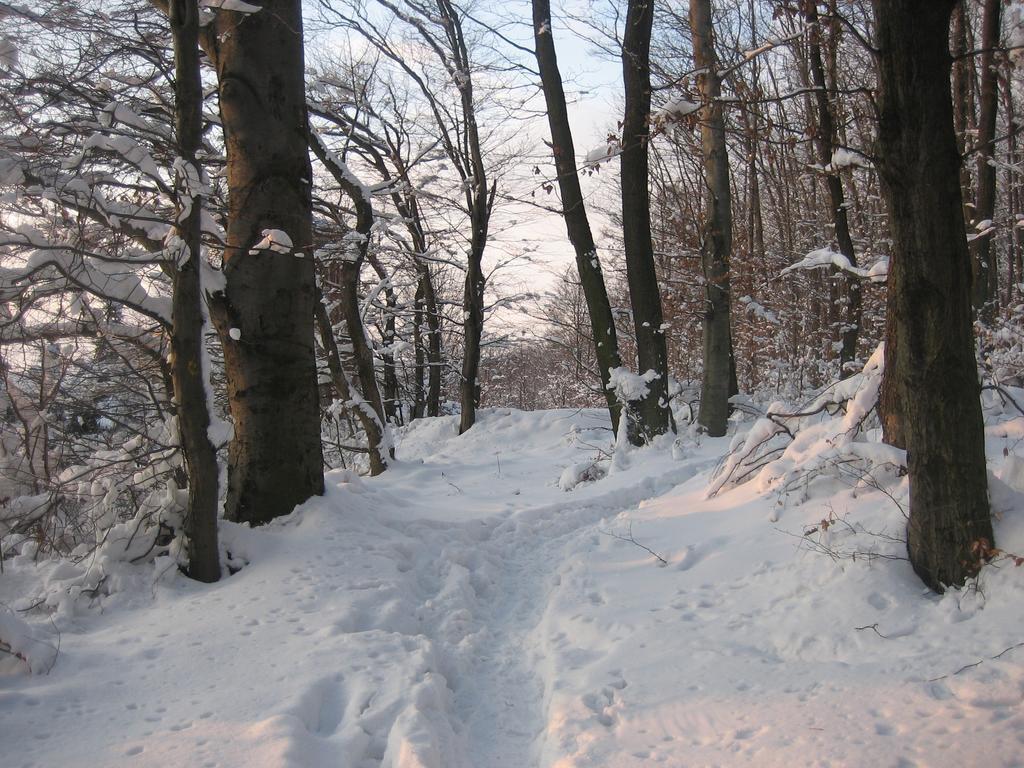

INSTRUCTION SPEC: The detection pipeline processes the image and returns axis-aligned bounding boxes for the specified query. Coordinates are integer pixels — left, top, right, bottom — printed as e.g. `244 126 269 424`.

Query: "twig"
440 471 462 494
600 522 668 566
854 623 889 639
928 641 1024 682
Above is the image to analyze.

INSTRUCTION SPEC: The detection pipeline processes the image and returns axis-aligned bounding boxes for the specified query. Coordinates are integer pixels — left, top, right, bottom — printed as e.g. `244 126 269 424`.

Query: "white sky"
304 0 625 321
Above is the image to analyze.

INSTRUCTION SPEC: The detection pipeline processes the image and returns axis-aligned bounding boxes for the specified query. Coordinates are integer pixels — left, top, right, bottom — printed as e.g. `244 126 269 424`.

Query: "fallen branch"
928 641 1024 682
600 522 668 566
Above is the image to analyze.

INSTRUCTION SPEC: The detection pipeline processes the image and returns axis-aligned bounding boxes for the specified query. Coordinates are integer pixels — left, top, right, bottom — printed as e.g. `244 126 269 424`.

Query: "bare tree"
169 0 219 581
802 0 862 377
621 0 672 443
532 0 624 437
690 0 734 437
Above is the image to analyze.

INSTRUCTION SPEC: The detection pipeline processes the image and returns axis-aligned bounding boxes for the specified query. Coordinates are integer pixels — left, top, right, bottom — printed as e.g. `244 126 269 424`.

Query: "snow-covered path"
3 408 1024 767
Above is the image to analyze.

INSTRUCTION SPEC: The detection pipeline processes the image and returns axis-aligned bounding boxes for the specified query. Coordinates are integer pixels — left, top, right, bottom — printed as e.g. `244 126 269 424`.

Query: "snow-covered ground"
2 406 1024 767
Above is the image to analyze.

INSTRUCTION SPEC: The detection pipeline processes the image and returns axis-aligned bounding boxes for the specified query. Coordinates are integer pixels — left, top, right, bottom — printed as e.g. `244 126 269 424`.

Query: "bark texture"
691 0 734 437
533 0 623 438
874 0 994 591
169 0 219 581
210 0 324 525
620 0 671 443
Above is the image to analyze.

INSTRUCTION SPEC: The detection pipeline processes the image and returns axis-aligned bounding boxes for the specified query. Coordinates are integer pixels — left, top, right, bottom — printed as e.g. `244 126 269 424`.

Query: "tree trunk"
420 261 443 417
533 0 624 438
691 0 734 437
459 229 487 434
620 0 672 443
952 2 973 197
169 0 219 582
874 0 994 592
804 0 862 378
314 293 388 475
308 131 392 472
971 0 1002 320
439 0 492 436
413 279 427 419
366 251 400 424
210 0 324 525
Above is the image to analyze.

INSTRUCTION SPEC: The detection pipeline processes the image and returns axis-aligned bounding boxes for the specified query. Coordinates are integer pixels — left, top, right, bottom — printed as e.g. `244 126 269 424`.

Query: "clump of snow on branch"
607 367 659 404
656 95 700 120
0 607 57 674
826 148 871 172
738 295 779 325
781 248 888 282
249 228 294 255
583 141 620 169
199 0 262 14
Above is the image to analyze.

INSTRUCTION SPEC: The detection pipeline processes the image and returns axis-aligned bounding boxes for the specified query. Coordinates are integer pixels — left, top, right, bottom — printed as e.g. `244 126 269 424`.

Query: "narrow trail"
455 533 550 767
385 449 718 767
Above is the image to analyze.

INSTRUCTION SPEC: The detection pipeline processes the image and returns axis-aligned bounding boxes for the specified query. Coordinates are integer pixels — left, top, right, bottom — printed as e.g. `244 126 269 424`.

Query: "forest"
1 1 1023 766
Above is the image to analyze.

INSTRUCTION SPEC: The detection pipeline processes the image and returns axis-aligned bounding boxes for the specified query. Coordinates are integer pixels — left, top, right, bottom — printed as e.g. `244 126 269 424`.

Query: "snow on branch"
707 345 903 503
0 607 58 674
781 248 888 282
0 237 171 325
199 0 262 14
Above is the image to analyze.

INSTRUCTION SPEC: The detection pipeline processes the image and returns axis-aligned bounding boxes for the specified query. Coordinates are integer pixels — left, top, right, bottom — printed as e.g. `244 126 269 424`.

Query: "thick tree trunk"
971 0 1002 320
691 0 734 437
620 0 671 443
804 0 862 377
874 0 994 592
533 0 623 438
210 0 324 525
169 0 219 582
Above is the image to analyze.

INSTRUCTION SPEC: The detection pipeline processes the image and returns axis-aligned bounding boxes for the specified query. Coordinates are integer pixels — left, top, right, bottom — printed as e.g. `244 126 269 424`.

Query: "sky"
304 0 627 313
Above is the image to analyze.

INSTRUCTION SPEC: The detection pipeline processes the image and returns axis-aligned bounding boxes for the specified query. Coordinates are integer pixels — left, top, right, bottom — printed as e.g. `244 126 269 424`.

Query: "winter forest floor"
3 407 1024 767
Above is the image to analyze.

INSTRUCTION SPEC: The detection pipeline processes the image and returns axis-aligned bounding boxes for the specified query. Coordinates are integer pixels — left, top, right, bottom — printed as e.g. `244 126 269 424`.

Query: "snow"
656 96 701 119
828 147 871 171
738 295 779 324
0 607 57 674
249 229 294 255
606 366 659 402
199 0 262 12
2 407 1023 767
781 248 888 283
583 142 618 168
